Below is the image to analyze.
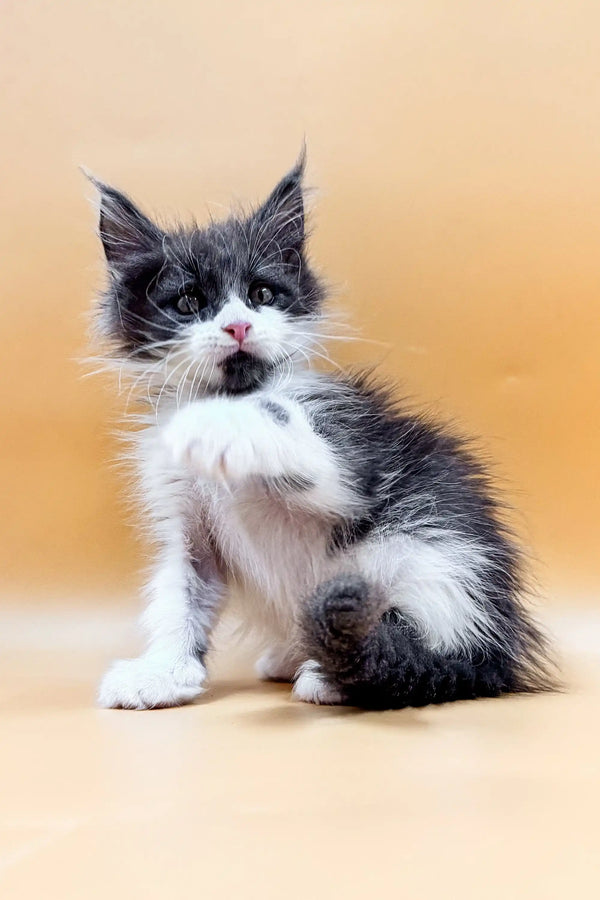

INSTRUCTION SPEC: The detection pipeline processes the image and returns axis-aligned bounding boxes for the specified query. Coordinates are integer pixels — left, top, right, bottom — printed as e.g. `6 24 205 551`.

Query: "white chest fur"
202 483 336 640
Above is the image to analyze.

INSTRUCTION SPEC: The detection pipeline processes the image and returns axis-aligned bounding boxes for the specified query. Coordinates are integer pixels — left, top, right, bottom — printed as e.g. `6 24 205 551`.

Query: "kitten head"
91 154 325 396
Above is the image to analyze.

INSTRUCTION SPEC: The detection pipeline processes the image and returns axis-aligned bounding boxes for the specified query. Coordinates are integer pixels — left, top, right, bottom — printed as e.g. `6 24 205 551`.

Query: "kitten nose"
222 321 252 346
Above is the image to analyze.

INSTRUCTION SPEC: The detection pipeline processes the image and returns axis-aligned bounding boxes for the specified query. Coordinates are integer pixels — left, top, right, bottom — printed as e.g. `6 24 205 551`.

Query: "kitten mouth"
218 345 257 365
217 348 272 392
216 346 241 363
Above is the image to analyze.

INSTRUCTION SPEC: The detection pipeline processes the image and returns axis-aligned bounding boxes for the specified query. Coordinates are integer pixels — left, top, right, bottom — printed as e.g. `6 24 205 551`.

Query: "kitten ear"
85 173 163 269
253 150 306 253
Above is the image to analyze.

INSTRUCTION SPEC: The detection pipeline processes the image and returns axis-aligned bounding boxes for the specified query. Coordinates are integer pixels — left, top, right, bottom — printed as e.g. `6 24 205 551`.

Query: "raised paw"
292 660 345 705
98 654 206 710
162 400 280 484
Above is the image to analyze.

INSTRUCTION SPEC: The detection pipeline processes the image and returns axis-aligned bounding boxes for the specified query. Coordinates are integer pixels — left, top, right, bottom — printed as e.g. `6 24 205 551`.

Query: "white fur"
255 645 302 682
356 532 499 654
292 660 345 705
98 653 206 710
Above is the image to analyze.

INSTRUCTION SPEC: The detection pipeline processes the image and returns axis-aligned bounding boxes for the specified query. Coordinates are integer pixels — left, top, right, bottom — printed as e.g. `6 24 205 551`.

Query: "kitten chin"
219 351 275 394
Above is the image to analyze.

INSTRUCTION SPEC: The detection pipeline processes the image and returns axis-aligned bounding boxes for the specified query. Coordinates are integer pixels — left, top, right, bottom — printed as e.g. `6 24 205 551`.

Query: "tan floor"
1 607 599 899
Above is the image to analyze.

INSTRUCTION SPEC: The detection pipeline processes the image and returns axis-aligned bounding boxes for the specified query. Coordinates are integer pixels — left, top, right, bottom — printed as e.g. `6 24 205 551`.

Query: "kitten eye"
249 283 274 305
174 293 200 315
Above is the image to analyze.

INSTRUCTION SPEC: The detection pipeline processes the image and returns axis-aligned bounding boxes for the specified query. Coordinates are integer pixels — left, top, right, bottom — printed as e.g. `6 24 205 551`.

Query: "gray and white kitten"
91 156 552 710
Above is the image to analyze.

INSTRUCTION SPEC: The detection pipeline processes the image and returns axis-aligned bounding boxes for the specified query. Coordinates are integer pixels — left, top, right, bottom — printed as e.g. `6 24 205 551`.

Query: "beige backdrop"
1 0 598 607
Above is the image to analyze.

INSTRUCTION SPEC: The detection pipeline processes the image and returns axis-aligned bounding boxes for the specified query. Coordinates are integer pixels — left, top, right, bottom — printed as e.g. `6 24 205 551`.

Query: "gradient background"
1 0 599 610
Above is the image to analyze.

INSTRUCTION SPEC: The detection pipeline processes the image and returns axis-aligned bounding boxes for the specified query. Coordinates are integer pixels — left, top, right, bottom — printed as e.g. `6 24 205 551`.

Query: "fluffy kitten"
90 155 552 710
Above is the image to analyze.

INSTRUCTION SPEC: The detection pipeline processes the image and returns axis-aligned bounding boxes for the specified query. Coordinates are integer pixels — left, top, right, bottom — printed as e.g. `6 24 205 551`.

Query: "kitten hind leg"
255 643 302 683
292 659 346 705
298 572 535 709
292 574 381 706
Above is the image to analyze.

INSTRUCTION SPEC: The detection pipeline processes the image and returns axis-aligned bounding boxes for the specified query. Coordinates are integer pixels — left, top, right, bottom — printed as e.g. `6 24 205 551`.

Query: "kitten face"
94 157 324 394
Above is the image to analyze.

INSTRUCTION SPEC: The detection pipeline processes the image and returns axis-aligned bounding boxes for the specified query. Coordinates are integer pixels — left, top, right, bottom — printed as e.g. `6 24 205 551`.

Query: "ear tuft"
84 171 162 268
252 149 307 256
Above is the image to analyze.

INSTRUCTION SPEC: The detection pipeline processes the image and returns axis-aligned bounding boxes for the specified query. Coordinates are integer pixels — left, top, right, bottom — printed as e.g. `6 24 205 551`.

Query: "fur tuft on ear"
84 171 163 268
251 149 307 257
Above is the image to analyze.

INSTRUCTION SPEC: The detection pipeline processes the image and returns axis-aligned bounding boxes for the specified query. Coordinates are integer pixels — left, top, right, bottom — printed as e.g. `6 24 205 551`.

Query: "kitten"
90 154 553 710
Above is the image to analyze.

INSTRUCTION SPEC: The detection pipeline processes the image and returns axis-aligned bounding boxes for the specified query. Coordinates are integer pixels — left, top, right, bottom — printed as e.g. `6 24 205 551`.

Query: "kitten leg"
255 643 303 682
297 573 550 709
292 660 345 705
98 536 224 710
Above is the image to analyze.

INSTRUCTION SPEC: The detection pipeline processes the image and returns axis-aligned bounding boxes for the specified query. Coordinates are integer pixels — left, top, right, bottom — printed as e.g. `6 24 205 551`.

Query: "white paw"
292 660 345 705
98 655 206 710
255 646 300 682
163 400 280 484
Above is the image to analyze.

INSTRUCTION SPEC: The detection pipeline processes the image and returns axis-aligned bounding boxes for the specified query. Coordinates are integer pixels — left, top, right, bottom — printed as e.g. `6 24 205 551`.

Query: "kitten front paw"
292 660 345 705
98 655 206 709
163 400 279 484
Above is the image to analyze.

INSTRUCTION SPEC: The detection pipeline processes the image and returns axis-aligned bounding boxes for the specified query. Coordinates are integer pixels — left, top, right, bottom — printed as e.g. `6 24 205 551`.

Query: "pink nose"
222 321 252 346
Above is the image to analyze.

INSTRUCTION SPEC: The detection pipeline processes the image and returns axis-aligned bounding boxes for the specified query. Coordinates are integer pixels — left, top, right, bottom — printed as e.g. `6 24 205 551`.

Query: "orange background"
1 0 598 607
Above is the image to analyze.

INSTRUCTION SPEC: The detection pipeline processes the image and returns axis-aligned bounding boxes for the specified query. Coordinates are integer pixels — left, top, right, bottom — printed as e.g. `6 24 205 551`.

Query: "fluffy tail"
300 575 554 709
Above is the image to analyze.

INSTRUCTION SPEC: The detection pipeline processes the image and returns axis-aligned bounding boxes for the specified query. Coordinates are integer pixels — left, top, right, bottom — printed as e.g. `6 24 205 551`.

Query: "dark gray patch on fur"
260 399 290 425
187 541 226 663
